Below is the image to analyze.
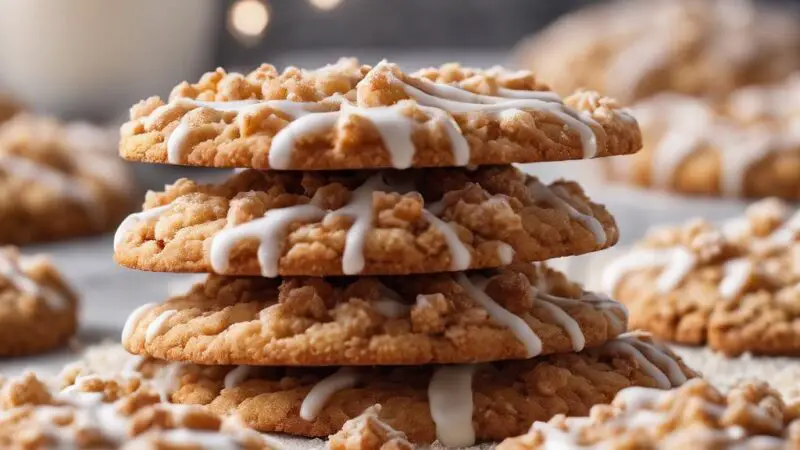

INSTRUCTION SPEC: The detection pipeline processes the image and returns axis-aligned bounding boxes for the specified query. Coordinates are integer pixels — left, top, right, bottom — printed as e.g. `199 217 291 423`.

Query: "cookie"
515 0 800 103
327 405 412 450
0 93 21 124
0 372 279 449
121 264 628 366
119 59 641 171
498 378 799 450
113 165 618 277
119 333 693 447
0 115 136 244
0 247 78 356
603 199 800 355
606 78 800 200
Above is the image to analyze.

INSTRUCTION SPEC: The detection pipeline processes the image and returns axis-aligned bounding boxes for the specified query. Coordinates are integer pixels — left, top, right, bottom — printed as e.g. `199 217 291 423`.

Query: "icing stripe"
0 254 67 311
456 274 542 358
602 247 696 295
600 340 672 389
223 366 252 390
528 180 606 245
144 310 177 343
719 258 753 300
121 303 156 342
210 204 326 276
300 368 360 421
114 205 171 250
428 365 477 448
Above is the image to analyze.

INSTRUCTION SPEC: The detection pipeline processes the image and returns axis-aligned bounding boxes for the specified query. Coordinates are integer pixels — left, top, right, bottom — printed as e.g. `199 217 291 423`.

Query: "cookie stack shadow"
112 58 695 446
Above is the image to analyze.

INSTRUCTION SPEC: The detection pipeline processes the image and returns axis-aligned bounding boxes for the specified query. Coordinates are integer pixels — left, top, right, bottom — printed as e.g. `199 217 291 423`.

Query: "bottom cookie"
123 332 694 447
0 247 78 356
498 378 799 450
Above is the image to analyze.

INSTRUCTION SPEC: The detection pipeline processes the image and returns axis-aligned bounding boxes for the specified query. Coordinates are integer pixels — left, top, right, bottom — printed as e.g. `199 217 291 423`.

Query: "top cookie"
119 59 641 170
0 115 136 244
607 76 800 200
515 0 800 103
498 378 800 450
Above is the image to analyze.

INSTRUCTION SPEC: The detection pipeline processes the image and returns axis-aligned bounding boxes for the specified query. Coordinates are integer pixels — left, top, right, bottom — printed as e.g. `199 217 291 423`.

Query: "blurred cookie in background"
606 75 800 200
514 0 800 104
0 93 22 124
0 247 78 356
0 115 136 244
603 199 800 356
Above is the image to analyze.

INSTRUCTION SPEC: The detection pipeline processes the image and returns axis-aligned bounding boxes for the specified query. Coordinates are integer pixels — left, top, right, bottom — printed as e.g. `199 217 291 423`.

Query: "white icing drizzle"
121 302 156 341
598 333 686 389
323 175 386 275
527 180 606 245
635 94 800 196
300 368 360 421
40 374 273 450
372 283 411 319
223 366 252 390
602 247 697 295
154 362 185 402
113 204 172 250
208 173 473 276
529 377 784 450
164 94 469 170
370 62 601 158
0 253 67 311
496 242 515 265
210 204 326 276
144 309 177 343
456 274 542 357
719 258 753 300
530 288 585 352
428 364 477 448
601 339 671 389
0 154 104 227
622 336 688 387
422 210 472 271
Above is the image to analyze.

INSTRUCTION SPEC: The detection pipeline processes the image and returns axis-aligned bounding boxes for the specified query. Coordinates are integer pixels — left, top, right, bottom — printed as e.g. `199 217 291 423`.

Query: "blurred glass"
0 0 218 120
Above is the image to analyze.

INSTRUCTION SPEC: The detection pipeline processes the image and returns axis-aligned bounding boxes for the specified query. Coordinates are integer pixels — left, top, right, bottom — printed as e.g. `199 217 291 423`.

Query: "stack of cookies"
113 59 693 446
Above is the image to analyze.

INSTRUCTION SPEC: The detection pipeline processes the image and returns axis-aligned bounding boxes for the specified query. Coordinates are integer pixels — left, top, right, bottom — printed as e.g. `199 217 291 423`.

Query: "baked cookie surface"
0 247 78 356
498 378 799 450
120 59 641 171
121 264 628 366
607 77 800 200
0 371 279 449
0 115 136 244
121 333 693 447
114 166 618 277
516 0 800 103
604 199 800 355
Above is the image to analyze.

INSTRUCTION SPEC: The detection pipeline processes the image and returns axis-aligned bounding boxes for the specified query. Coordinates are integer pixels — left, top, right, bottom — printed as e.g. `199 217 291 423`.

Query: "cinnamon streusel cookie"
327 405 412 450
0 372 279 449
121 264 628 366
516 0 800 103
606 76 800 200
498 378 800 450
604 199 800 356
0 115 135 244
0 247 78 356
119 59 641 171
114 165 618 277
119 333 693 447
